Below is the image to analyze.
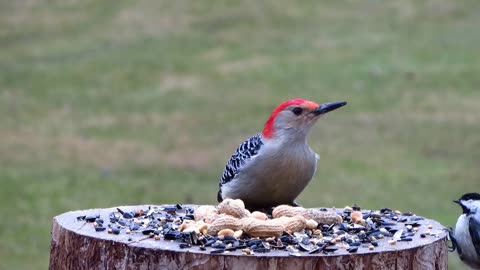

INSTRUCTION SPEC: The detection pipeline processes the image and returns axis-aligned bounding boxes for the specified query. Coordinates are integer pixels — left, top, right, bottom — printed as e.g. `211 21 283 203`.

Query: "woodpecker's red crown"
262 98 319 139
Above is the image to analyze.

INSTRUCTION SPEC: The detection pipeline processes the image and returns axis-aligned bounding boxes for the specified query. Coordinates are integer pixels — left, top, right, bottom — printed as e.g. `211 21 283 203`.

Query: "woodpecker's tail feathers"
217 190 223 203
290 201 302 207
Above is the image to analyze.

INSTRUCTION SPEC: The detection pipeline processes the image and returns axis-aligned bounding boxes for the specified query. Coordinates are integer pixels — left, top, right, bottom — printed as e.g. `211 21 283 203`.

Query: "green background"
1 0 479 269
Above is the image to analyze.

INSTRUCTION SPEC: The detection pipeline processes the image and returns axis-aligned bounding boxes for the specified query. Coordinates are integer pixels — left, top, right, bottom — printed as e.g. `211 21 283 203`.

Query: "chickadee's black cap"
458 193 480 201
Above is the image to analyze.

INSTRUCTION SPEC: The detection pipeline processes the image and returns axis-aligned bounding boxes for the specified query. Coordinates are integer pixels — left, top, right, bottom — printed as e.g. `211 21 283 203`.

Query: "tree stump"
49 205 448 270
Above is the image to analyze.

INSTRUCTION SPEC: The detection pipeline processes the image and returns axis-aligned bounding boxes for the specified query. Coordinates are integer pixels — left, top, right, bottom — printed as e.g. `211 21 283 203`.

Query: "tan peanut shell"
272 205 342 225
305 219 319 230
178 220 197 232
178 220 196 232
283 216 306 232
198 223 209 235
268 216 290 228
217 228 235 237
251 211 268 220
182 226 200 234
303 209 342 225
272 205 306 218
233 230 243 239
242 217 284 237
216 199 247 218
207 214 243 235
194 205 218 222
350 211 363 224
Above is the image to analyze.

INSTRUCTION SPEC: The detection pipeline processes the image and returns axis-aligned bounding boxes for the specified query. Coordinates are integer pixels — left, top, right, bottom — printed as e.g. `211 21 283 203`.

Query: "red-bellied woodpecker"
217 98 347 209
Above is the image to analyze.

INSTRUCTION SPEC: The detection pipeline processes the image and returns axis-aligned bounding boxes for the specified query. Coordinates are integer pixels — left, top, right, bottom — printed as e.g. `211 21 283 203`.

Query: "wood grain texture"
49 205 448 270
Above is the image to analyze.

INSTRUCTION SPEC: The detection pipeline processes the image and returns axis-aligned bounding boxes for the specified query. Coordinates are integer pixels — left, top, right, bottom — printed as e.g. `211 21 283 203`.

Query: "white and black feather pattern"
217 133 263 202
469 215 480 257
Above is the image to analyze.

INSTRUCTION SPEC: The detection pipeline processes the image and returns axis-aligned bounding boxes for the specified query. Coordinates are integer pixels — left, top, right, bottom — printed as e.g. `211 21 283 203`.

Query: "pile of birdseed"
75 204 444 256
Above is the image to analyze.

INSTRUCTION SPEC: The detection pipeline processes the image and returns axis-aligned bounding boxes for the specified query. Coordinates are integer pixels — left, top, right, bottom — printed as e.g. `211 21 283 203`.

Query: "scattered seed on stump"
78 203 438 257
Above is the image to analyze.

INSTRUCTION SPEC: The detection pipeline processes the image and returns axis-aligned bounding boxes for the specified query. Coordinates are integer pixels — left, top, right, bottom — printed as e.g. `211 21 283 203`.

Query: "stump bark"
49 205 448 270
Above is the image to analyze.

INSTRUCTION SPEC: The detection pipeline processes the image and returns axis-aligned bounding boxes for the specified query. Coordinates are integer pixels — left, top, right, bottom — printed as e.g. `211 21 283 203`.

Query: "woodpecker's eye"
292 107 303 116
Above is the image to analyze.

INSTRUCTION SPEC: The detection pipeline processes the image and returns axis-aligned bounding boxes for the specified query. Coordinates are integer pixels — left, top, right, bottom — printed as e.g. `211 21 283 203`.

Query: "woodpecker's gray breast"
217 133 263 202
217 134 318 208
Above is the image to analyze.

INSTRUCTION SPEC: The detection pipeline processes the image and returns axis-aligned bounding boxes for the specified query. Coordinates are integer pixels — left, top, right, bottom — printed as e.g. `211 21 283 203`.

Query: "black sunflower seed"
347 246 358 253
142 229 155 235
247 239 263 247
123 212 134 219
164 231 181 240
212 242 226 249
399 238 413 242
350 241 362 246
179 243 191 249
210 249 224 254
323 247 338 253
86 215 99 222
95 227 106 232
204 239 216 247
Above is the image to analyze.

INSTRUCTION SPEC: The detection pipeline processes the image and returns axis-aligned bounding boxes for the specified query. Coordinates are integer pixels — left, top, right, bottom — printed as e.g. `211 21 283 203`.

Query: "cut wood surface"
49 205 448 270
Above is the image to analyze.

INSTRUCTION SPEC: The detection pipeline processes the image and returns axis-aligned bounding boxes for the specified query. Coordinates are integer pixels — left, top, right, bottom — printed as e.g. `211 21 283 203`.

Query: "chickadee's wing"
469 215 480 256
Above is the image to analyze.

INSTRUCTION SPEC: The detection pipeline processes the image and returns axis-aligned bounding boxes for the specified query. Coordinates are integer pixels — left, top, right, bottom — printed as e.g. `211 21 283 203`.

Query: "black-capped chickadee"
451 193 480 269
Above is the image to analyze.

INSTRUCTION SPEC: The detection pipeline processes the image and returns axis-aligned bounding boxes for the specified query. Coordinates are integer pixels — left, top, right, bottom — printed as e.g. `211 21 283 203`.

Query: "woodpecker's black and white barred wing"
217 133 263 202
469 215 480 256
220 133 263 185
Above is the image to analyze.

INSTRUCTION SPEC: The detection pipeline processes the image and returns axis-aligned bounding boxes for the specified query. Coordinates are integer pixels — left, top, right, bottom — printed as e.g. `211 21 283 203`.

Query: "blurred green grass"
1 0 479 268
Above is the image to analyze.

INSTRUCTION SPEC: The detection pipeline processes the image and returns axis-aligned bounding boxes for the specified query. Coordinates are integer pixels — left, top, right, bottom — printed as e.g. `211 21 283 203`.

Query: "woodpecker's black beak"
312 101 347 116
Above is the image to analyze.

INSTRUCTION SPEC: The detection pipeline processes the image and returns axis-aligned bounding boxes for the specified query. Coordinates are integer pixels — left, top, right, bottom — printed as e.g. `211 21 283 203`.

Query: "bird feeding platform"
49 204 448 270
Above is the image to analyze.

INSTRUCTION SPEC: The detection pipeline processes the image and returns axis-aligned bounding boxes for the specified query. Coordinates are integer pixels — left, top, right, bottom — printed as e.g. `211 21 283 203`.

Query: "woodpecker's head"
262 98 347 141
454 193 480 215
